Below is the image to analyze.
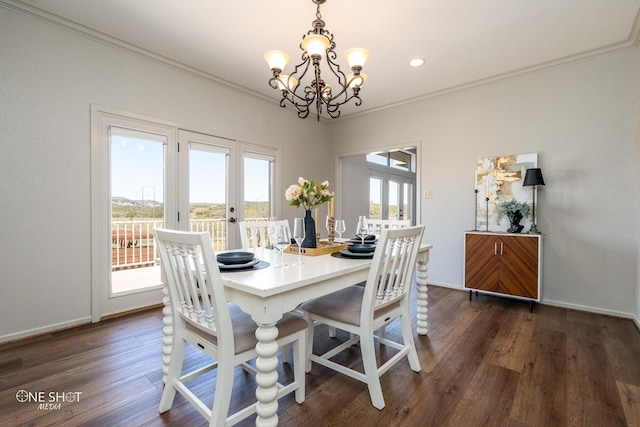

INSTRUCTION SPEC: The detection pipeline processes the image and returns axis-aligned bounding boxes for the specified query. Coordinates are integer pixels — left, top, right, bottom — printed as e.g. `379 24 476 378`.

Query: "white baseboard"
0 316 92 344
427 283 637 321
425 280 462 290
540 298 635 320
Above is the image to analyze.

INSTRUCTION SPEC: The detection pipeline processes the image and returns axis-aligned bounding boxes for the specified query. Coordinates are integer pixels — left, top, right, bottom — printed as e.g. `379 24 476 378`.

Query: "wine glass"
356 216 368 245
272 225 291 268
267 217 278 249
335 219 346 242
293 218 305 266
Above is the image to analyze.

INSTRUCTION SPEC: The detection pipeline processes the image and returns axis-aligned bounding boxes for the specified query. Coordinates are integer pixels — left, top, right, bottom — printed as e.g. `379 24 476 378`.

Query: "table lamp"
523 168 545 234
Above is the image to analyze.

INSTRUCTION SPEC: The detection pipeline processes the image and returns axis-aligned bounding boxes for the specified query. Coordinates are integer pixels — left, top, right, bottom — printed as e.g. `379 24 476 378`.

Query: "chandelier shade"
264 50 290 72
301 34 331 57
264 0 369 120
275 75 298 92
344 48 370 69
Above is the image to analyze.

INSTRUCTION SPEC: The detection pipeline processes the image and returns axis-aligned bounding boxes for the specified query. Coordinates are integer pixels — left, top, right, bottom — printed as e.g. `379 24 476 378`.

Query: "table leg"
161 285 173 383
416 258 429 335
255 323 280 427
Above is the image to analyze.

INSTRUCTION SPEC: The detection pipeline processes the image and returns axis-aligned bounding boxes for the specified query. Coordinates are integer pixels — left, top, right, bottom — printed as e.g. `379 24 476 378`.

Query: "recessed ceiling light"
409 58 425 67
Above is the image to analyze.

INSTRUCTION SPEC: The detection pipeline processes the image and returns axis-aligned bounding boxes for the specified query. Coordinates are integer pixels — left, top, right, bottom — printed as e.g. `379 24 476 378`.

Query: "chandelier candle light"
264 0 370 121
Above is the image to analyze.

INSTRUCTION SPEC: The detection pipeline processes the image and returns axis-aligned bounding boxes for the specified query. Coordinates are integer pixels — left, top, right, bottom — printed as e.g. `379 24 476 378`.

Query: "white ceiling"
14 0 640 119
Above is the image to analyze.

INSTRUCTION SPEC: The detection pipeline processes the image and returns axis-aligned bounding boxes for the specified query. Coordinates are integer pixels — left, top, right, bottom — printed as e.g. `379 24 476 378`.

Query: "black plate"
218 258 260 270
353 234 376 241
339 249 375 259
216 251 255 265
348 243 376 253
348 238 378 245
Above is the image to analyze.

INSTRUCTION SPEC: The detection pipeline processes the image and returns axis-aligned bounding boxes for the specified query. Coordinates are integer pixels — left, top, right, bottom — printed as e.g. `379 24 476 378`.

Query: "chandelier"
264 0 370 121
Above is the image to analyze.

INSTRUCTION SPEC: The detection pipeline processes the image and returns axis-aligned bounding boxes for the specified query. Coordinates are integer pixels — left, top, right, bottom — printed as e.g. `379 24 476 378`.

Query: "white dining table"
161 243 431 427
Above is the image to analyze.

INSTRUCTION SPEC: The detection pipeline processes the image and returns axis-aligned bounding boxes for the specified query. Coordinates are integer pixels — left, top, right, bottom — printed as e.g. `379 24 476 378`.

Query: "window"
243 150 275 221
366 150 415 172
91 106 177 320
110 127 166 294
369 177 382 219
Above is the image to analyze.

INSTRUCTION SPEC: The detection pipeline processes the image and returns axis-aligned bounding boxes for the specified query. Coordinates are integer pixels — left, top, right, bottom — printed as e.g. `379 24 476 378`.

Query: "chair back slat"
154 229 233 342
238 220 290 249
367 219 411 236
363 226 424 320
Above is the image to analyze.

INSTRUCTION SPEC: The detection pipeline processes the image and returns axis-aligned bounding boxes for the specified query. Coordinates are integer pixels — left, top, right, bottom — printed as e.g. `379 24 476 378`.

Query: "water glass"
293 218 305 266
271 225 291 268
335 219 346 242
356 216 368 244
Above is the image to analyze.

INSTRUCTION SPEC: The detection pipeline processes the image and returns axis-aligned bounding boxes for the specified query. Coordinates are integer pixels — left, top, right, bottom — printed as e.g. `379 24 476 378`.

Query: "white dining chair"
302 225 425 410
154 228 307 426
367 218 411 236
238 219 289 250
356 218 412 338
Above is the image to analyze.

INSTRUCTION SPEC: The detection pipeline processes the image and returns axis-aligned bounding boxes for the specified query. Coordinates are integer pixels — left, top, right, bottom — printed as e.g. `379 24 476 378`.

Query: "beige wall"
330 49 638 319
0 7 331 340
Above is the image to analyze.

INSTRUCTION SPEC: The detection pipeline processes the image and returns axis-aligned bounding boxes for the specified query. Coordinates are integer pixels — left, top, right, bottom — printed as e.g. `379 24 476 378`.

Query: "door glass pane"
110 133 164 294
403 182 412 221
366 152 388 166
189 146 228 252
388 181 400 220
369 177 382 219
389 151 411 171
244 156 271 221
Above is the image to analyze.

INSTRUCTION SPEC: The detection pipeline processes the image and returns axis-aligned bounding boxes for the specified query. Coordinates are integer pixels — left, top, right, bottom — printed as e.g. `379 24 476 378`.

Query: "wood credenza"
464 231 542 310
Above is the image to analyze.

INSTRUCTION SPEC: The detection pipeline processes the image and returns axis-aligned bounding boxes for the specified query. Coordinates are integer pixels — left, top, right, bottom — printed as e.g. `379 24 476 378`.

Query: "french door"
91 107 178 320
178 130 238 250
92 107 278 320
370 173 415 222
178 131 277 249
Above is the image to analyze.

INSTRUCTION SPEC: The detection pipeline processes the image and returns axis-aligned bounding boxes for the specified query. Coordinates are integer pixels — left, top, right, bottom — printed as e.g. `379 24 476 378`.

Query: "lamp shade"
523 168 545 186
301 34 330 57
264 50 290 72
344 48 370 69
275 74 298 91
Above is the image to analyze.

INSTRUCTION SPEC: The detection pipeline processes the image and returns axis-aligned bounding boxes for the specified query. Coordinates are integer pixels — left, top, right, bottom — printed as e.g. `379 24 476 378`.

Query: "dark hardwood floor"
2 286 640 426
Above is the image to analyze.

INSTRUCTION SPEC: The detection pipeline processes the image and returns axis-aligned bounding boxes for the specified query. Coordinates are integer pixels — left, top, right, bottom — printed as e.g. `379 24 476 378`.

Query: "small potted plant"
497 199 531 233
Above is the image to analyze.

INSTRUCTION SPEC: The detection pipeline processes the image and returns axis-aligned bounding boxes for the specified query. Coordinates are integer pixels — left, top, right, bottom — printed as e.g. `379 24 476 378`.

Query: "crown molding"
341 40 635 122
0 0 278 104
2 0 637 124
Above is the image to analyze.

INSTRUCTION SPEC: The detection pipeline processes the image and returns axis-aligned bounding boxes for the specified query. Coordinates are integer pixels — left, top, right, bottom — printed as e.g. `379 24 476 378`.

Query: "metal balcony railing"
111 218 251 271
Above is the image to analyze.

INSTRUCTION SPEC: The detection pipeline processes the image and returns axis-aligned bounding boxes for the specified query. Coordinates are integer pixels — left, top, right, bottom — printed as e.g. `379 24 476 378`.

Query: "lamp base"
528 224 541 234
